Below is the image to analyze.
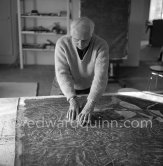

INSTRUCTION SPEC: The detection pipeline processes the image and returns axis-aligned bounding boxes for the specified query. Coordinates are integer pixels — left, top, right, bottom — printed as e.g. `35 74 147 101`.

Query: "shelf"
17 0 71 69
22 48 55 52
21 15 67 19
21 31 64 36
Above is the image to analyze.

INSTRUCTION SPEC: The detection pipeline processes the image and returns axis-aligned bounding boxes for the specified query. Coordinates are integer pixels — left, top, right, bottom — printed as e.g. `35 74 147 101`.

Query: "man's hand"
67 97 80 121
78 100 95 126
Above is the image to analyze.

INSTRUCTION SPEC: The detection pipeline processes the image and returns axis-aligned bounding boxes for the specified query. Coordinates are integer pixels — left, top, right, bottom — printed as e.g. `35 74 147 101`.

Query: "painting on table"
15 95 163 166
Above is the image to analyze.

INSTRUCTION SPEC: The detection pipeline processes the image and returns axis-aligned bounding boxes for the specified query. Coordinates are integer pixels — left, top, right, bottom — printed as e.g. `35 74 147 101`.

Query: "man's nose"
78 40 84 46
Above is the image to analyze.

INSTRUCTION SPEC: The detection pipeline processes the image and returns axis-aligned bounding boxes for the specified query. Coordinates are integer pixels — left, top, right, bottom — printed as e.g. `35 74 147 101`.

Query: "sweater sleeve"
55 39 76 100
87 41 109 102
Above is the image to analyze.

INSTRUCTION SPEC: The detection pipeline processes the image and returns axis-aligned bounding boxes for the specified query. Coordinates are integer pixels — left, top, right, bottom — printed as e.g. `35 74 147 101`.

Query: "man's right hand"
67 97 80 121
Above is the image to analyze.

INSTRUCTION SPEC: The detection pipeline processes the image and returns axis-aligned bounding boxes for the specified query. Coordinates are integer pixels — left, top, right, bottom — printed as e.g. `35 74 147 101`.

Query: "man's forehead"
72 29 91 40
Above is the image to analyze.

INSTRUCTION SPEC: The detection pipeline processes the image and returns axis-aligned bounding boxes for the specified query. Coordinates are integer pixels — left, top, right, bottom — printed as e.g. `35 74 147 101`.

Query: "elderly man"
55 17 109 125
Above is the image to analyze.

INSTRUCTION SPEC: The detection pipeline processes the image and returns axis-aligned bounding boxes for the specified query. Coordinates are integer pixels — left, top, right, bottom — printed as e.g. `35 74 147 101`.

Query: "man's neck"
77 43 90 60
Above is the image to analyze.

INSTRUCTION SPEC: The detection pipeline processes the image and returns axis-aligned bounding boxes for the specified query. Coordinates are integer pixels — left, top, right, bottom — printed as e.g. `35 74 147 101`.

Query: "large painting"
15 95 163 165
80 0 131 59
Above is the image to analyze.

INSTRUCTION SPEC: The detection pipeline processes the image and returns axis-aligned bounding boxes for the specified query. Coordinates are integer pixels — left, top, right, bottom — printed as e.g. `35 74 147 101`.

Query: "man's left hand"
78 100 95 126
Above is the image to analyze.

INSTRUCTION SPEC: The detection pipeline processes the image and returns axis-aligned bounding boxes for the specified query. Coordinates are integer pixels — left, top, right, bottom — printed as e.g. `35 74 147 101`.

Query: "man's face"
71 28 92 50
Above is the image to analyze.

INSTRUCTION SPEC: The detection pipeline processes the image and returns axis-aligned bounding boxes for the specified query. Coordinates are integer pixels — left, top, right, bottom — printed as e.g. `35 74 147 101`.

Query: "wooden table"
0 92 163 166
0 98 18 166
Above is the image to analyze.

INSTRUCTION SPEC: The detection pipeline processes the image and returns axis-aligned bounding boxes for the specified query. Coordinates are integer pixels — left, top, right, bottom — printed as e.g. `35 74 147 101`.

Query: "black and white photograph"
0 0 163 165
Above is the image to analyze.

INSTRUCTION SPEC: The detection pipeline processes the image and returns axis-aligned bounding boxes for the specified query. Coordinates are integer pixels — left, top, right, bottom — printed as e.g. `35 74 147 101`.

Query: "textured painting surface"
81 0 131 59
16 95 163 166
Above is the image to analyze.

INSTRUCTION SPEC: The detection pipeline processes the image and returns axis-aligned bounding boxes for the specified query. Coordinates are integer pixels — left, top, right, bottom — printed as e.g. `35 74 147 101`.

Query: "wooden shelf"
21 31 64 36
17 0 71 69
22 48 55 52
21 15 67 19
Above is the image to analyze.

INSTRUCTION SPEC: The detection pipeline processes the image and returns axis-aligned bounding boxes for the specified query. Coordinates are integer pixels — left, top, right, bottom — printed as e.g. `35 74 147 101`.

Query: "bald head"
70 17 95 49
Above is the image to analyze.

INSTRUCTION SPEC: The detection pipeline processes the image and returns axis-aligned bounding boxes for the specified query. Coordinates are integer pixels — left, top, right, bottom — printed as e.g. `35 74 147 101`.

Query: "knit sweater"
55 34 109 102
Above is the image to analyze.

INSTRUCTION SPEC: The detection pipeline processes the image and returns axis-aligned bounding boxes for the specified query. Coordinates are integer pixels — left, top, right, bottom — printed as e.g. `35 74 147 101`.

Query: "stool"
147 65 163 91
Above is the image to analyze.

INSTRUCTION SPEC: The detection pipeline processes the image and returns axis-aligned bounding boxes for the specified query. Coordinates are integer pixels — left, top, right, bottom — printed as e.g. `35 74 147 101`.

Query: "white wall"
141 0 150 41
124 0 145 66
71 0 80 19
0 0 18 64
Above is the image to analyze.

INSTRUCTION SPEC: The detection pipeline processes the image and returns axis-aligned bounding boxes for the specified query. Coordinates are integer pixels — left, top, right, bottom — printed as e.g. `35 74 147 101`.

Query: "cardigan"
55 34 109 102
